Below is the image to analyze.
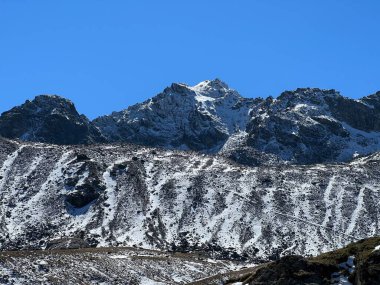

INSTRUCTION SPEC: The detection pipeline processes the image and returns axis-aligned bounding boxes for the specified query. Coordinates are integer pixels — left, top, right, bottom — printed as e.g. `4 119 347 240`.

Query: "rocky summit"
0 95 105 145
93 79 257 152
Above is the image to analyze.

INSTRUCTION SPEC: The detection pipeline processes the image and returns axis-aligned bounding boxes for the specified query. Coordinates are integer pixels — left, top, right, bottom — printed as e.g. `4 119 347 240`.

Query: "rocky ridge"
2 81 380 166
240 88 380 164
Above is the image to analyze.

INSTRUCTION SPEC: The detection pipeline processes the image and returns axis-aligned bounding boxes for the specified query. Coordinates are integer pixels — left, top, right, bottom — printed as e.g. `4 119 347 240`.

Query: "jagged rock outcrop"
0 95 105 145
355 251 380 285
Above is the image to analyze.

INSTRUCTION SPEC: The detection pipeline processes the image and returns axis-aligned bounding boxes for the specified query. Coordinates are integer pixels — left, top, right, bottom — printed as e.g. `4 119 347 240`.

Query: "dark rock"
66 189 99 208
355 250 380 285
75 153 90 162
244 255 336 285
244 88 380 164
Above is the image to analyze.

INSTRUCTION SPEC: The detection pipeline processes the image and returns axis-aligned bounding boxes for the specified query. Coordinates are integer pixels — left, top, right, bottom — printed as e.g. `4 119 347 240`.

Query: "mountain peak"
34 94 69 100
190 78 232 98
23 95 76 114
33 94 72 102
195 78 229 89
93 78 251 151
161 79 233 99
0 95 104 145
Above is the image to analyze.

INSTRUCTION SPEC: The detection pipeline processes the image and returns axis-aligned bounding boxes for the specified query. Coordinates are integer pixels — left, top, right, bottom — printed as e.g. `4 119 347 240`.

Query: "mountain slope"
0 95 104 145
0 138 379 262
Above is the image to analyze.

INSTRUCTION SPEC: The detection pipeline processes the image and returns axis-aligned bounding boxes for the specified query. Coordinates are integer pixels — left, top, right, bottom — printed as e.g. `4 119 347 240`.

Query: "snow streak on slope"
0 140 379 261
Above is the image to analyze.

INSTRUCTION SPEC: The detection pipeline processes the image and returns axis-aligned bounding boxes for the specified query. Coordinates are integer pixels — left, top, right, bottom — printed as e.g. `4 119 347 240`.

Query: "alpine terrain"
1 79 380 284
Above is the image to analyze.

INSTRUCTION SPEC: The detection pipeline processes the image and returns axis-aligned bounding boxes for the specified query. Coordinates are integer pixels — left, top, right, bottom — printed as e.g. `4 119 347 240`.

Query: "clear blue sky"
1 0 379 119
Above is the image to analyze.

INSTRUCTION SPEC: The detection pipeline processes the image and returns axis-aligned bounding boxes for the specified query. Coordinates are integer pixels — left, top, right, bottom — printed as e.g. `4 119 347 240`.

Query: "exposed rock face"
64 152 106 208
0 95 105 145
327 94 380 132
1 138 380 261
93 79 258 152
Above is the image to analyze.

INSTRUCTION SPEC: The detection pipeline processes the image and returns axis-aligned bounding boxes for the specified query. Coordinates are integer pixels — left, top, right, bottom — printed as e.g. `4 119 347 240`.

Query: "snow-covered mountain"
2 81 380 166
0 138 379 262
93 79 258 152
92 82 380 165
0 95 105 145
2 82 380 284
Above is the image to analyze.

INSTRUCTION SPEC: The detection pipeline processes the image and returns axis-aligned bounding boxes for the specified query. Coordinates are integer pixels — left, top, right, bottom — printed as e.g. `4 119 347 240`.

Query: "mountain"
93 79 258 152
241 88 380 164
2 81 380 166
92 82 380 165
2 84 380 284
0 95 105 145
1 138 379 262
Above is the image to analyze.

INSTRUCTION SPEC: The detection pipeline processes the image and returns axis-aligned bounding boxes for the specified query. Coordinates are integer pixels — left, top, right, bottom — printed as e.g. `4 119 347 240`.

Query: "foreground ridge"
1 236 379 284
